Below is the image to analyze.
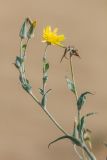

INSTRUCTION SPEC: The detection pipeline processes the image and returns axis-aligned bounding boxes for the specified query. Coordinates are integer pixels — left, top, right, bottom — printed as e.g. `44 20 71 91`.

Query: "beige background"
0 0 107 159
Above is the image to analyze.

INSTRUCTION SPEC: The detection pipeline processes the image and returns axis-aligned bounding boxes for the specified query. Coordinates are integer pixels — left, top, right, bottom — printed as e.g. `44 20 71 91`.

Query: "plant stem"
69 57 81 123
69 57 78 101
43 44 48 95
29 91 68 135
82 144 96 160
69 57 96 160
69 56 86 160
43 108 68 135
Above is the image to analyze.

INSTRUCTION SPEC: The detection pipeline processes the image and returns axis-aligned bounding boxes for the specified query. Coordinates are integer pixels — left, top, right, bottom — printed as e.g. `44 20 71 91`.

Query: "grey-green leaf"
66 78 75 94
15 56 23 69
41 95 47 109
77 92 92 111
19 18 31 39
43 75 48 84
19 76 32 93
43 60 49 73
77 116 85 135
48 135 81 148
77 112 96 135
39 88 44 95
41 89 52 108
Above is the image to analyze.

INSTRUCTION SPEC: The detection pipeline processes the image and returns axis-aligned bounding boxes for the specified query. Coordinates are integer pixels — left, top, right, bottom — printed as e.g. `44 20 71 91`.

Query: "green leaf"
43 75 48 84
19 76 32 93
45 63 49 72
39 88 44 95
77 92 92 111
15 56 23 68
77 112 96 135
19 18 31 39
41 95 47 109
66 77 75 94
22 44 27 52
48 135 81 148
41 89 52 108
43 59 49 73
85 112 97 117
77 116 85 135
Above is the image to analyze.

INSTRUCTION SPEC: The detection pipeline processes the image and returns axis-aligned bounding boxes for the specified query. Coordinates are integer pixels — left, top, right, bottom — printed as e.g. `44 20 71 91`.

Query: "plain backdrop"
0 0 107 159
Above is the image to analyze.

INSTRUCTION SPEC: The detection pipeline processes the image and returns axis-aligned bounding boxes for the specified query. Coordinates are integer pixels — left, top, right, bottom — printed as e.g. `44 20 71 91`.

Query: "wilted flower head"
42 26 65 46
60 45 80 62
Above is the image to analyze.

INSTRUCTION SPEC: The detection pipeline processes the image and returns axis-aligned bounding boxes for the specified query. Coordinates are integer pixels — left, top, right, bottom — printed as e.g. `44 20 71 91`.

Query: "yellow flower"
42 26 65 46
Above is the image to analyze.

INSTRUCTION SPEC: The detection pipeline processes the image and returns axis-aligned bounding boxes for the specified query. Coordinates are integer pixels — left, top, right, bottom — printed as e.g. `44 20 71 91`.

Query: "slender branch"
43 108 68 135
69 57 78 101
69 57 81 121
42 44 48 94
28 91 68 135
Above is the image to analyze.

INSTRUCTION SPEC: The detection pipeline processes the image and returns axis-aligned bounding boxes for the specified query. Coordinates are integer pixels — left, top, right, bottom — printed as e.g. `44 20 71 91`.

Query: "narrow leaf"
77 112 96 136
15 56 23 69
39 88 44 95
19 18 31 39
77 92 92 111
43 75 48 84
41 95 47 109
43 59 49 73
48 135 81 148
41 89 52 108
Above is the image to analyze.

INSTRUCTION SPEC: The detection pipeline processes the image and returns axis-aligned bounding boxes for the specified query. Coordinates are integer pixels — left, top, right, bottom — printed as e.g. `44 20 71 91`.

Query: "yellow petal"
53 28 58 33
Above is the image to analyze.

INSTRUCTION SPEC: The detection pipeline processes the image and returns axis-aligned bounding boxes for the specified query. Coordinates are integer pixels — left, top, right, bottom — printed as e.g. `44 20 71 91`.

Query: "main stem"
69 56 96 160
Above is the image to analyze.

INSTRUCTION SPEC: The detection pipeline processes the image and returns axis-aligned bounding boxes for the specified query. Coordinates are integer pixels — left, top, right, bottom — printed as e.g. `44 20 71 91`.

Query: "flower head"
42 26 65 46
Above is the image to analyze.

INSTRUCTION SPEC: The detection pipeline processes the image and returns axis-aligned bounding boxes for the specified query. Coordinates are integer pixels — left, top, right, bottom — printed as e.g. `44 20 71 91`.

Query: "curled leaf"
77 92 92 111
